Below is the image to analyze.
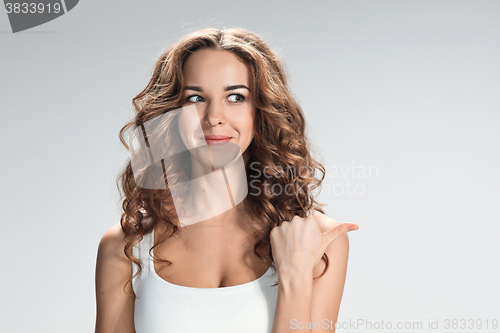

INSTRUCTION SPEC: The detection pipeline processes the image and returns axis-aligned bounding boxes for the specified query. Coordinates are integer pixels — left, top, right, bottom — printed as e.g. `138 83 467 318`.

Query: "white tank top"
132 230 279 333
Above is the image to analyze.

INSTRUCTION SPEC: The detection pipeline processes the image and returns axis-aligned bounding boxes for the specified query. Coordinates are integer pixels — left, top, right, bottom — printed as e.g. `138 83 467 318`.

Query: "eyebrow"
183 85 251 92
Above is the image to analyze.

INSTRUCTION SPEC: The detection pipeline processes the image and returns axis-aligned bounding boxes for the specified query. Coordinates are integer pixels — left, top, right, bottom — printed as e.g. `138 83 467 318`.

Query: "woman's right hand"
270 211 358 278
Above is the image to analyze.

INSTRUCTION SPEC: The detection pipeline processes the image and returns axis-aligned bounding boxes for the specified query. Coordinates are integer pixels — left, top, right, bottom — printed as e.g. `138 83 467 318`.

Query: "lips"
203 135 232 145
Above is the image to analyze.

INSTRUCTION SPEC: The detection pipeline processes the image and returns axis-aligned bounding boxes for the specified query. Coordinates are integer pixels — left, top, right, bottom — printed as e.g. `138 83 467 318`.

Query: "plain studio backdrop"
1 1 499 332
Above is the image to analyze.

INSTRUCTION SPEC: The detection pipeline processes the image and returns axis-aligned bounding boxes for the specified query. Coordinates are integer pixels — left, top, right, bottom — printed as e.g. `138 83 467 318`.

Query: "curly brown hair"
116 27 328 295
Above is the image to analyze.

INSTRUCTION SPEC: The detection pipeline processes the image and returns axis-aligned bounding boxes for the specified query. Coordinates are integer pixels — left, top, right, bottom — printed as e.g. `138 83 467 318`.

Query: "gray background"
1 0 499 332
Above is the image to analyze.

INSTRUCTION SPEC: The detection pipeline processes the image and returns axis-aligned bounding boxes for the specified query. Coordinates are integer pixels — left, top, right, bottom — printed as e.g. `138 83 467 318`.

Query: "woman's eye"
186 95 204 103
227 94 245 103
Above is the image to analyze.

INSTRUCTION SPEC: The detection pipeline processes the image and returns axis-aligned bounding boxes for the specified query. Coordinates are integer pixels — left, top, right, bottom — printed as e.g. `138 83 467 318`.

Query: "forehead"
183 49 251 86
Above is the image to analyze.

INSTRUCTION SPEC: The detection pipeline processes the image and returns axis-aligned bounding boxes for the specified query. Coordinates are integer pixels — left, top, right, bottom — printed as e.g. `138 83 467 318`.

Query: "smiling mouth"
203 135 232 145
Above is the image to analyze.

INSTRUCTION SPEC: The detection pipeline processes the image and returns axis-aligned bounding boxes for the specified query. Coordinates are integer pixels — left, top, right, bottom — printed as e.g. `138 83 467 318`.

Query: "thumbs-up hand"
270 211 359 277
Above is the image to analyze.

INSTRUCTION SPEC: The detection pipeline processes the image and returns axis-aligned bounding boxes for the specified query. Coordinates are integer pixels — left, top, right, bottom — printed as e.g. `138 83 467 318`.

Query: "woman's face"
180 49 256 159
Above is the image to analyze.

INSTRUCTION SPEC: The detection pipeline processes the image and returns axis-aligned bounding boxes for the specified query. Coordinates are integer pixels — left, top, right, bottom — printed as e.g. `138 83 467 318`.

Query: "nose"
204 101 226 127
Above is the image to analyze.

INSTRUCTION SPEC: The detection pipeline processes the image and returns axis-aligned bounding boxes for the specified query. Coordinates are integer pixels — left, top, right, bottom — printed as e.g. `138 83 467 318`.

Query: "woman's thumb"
324 222 359 245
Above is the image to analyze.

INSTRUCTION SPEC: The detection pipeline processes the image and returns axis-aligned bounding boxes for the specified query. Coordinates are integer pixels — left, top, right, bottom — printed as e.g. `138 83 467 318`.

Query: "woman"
95 27 359 333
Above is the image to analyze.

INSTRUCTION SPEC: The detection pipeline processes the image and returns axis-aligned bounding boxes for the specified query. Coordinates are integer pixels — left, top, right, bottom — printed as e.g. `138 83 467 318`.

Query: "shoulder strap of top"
132 231 153 277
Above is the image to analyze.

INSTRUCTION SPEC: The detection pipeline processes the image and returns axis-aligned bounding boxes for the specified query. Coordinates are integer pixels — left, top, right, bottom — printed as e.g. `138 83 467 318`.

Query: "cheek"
235 111 255 139
177 106 204 149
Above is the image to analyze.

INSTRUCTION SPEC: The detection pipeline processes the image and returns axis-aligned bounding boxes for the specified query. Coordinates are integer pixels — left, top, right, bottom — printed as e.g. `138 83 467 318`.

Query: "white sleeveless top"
132 230 279 333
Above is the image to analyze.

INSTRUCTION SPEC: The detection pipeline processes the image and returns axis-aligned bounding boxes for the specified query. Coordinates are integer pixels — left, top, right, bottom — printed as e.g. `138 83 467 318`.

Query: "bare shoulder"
95 223 135 333
313 211 349 247
312 211 347 237
98 223 129 260
312 211 350 276
311 211 350 326
95 223 133 296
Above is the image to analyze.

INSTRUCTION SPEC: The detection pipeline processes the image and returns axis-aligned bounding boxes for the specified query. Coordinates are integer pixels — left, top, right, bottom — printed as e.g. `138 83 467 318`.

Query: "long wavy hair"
117 27 328 295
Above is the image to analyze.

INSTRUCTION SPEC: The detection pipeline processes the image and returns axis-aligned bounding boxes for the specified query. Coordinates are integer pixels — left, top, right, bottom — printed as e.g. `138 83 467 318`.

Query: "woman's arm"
310 227 349 331
271 212 355 333
95 223 136 333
